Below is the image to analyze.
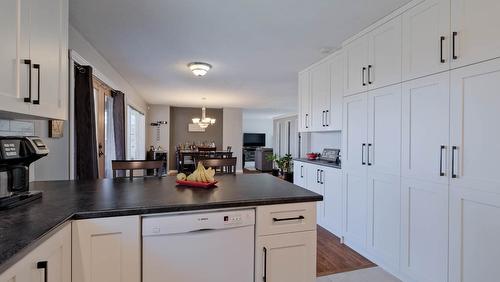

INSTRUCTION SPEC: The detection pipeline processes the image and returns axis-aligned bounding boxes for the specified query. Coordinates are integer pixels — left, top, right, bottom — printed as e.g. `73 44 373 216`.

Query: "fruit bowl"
306 153 319 160
176 180 218 188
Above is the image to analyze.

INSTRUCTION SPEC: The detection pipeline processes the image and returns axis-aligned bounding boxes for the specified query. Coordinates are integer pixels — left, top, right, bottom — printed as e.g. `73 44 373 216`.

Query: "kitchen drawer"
256 202 316 236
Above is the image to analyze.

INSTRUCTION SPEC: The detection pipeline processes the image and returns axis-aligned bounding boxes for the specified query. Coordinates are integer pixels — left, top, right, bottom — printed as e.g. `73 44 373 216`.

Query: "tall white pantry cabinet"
297 0 500 281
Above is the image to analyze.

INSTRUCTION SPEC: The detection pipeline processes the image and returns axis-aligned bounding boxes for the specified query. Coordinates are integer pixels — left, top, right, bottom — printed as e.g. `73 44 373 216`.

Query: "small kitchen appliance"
0 136 49 210
320 148 341 164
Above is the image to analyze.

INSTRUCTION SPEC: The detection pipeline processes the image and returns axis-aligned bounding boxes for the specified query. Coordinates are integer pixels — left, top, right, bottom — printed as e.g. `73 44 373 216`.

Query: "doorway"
92 77 115 178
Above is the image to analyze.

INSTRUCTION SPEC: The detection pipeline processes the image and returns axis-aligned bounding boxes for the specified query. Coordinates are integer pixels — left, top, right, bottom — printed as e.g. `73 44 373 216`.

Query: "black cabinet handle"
362 143 366 165
320 170 324 184
316 169 320 183
362 67 367 86
305 114 309 129
452 32 458 60
300 165 303 178
263 247 267 282
367 143 372 166
273 215 305 222
22 59 32 103
37 261 48 282
452 146 458 178
440 36 446 63
325 110 329 126
440 145 446 176
368 65 373 84
322 110 325 127
32 64 40 105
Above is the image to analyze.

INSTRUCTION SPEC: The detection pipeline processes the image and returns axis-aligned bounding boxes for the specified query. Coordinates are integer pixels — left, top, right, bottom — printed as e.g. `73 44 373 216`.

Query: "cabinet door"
368 16 402 90
293 161 307 188
449 186 500 282
310 60 331 131
366 174 400 270
72 216 141 282
255 231 316 282
400 178 448 282
29 0 68 120
450 58 500 194
328 52 344 130
0 224 71 282
306 164 325 225
451 0 500 68
344 35 369 96
367 84 402 176
323 167 343 237
298 71 311 132
342 170 367 251
0 0 30 116
342 93 368 172
402 0 451 80
402 72 450 184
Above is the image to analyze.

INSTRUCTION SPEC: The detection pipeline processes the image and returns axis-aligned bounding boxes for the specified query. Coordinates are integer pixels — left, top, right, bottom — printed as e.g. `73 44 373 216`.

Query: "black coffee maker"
0 136 49 209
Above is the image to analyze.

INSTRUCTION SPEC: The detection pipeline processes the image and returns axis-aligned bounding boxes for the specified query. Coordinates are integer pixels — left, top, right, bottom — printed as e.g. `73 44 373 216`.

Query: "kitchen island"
0 174 322 281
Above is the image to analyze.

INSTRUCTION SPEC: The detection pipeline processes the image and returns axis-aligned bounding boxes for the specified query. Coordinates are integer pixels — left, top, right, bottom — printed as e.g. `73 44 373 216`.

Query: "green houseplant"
266 154 280 176
278 154 293 182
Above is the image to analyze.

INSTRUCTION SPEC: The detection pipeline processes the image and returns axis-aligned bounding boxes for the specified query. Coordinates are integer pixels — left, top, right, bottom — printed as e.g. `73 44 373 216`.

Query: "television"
243 133 266 147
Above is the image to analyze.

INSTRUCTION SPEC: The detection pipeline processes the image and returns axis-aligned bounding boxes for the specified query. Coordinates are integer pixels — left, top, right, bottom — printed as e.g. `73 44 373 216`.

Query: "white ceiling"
70 0 411 117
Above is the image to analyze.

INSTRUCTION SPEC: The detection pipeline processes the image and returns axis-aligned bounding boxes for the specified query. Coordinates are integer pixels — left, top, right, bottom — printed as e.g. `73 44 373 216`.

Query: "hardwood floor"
317 225 376 277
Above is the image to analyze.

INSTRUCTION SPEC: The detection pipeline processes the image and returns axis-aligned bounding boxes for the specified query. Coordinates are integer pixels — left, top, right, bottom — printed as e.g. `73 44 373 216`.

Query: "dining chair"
112 160 164 179
199 157 237 175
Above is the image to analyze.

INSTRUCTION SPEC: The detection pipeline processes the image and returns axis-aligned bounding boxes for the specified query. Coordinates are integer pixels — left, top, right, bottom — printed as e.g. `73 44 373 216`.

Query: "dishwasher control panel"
142 209 255 236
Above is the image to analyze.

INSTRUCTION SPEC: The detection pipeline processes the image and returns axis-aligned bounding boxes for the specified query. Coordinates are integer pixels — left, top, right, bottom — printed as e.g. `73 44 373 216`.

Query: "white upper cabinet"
298 71 311 132
367 16 402 90
450 58 500 194
402 72 450 184
451 0 500 68
328 52 344 131
0 0 31 116
0 0 68 120
344 35 369 96
29 0 68 120
402 0 451 80
310 60 331 131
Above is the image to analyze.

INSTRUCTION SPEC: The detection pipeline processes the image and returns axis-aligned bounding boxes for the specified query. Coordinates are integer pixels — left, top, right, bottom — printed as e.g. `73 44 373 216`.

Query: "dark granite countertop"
294 158 342 169
0 174 322 273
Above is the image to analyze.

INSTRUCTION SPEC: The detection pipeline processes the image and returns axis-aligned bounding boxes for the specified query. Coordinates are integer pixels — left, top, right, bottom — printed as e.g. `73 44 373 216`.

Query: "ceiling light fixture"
188 62 212 76
192 98 216 128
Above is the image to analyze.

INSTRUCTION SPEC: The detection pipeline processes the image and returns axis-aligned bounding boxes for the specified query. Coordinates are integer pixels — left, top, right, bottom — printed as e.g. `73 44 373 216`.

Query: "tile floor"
317 267 401 282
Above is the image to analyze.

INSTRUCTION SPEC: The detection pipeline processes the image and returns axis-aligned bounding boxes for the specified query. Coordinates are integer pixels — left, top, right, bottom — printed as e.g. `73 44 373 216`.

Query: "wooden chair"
199 157 237 175
112 160 164 179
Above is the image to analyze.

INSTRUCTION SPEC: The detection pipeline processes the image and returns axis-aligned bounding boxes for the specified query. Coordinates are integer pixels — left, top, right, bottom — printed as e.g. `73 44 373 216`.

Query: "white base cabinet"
0 224 71 282
255 203 317 282
72 216 141 282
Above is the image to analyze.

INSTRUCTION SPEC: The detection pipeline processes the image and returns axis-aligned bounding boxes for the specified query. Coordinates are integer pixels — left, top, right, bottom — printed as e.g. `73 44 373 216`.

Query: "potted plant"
279 154 294 183
266 154 280 176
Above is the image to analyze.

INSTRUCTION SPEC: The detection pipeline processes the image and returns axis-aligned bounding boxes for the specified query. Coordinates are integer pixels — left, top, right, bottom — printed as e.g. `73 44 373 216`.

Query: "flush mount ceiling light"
188 62 212 77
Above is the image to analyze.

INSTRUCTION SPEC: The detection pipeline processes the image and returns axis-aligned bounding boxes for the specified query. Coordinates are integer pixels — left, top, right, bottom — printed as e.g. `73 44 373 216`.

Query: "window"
127 106 145 160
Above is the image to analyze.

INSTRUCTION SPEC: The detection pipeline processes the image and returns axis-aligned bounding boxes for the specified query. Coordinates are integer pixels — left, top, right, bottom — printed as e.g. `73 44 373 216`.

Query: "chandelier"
192 106 216 129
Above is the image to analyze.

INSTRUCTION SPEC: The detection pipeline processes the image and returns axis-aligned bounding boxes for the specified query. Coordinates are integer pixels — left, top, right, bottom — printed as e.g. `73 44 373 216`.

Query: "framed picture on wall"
48 120 64 138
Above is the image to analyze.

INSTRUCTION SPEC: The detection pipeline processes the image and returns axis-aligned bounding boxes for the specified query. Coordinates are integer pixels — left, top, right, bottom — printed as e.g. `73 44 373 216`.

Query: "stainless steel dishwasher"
142 209 255 282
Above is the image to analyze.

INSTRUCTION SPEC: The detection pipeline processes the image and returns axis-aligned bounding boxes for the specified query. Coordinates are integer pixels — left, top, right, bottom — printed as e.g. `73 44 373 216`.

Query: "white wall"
223 108 243 172
33 121 70 181
242 118 273 148
309 131 342 153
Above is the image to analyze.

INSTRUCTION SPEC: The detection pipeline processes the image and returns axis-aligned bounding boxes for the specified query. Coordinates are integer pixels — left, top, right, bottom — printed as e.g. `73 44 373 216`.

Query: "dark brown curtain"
112 90 126 161
74 64 99 180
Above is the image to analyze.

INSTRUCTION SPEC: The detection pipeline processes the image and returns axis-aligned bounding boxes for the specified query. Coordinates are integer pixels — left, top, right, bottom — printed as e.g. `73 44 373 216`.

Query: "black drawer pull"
37 261 48 282
452 146 458 178
368 65 373 84
273 215 305 222
439 145 446 176
263 247 267 282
